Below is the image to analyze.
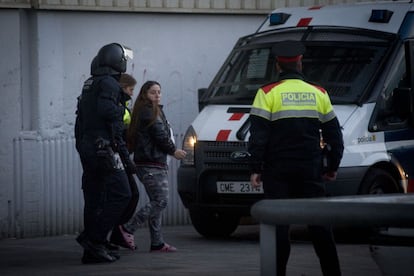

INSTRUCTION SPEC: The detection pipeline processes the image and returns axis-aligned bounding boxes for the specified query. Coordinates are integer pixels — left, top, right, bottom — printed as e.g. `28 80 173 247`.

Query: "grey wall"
0 10 24 237
0 8 263 237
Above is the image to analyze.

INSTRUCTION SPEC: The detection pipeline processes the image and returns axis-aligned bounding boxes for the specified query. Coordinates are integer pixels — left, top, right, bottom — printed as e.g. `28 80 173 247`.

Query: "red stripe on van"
297 18 312 27
407 179 414 193
308 6 323 10
229 113 244 121
216 130 231 141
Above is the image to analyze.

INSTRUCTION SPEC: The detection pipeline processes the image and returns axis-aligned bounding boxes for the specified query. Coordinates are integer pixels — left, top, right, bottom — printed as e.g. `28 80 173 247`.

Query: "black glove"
124 159 137 175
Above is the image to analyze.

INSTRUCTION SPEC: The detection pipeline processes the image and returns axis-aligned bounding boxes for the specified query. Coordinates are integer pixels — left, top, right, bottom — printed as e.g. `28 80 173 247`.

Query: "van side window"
369 46 410 131
303 44 387 104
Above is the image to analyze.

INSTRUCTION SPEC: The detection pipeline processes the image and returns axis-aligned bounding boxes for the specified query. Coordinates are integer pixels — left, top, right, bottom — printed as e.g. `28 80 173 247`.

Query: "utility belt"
95 137 125 171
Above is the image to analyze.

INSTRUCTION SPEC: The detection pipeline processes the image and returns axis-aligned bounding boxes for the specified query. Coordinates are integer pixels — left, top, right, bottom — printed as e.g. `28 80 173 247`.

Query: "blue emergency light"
269 13 291 26
369 9 393 23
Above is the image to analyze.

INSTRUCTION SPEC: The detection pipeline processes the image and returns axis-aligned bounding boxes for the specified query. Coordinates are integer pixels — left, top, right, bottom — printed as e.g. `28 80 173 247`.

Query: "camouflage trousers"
124 166 169 247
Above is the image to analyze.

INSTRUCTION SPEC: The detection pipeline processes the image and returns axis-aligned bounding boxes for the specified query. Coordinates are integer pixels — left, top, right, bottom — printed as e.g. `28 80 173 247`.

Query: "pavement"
0 224 383 276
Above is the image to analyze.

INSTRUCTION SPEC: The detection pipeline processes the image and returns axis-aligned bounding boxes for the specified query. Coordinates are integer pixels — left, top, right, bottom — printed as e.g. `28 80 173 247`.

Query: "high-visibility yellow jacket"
248 71 344 174
122 100 132 145
250 79 336 123
123 106 131 126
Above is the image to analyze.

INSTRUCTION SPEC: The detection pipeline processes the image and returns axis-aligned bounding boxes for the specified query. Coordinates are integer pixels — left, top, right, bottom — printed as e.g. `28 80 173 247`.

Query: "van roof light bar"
269 13 291 26
369 9 393 23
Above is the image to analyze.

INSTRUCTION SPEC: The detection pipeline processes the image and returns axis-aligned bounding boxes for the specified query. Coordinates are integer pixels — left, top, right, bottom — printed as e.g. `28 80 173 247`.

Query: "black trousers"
262 166 341 276
82 169 132 243
117 173 139 225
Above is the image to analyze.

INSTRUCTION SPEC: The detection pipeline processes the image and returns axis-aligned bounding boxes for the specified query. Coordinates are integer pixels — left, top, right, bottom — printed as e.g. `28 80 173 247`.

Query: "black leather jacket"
132 104 176 167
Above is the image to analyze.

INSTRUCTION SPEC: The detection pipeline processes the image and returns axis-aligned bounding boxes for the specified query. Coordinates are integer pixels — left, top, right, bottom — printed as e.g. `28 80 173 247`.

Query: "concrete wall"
0 10 25 237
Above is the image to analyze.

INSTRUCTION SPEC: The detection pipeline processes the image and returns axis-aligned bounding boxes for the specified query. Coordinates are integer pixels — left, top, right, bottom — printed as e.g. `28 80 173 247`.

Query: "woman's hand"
322 171 337 181
250 173 262 189
173 149 187 160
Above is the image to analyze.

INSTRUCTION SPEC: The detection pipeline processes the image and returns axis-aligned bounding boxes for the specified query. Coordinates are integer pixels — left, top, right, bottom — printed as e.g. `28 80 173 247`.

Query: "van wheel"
189 209 240 239
339 168 400 242
359 168 399 195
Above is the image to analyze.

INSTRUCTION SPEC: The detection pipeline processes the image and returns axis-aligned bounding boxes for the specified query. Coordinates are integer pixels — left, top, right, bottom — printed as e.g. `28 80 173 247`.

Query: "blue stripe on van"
384 128 414 142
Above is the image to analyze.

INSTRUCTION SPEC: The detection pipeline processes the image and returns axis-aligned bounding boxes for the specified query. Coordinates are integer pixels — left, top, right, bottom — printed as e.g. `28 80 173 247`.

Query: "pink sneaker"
150 243 177 253
117 225 136 250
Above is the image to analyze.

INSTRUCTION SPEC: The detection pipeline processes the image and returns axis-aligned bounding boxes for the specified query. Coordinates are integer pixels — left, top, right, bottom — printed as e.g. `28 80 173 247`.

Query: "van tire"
338 168 400 242
189 209 240 238
359 168 399 195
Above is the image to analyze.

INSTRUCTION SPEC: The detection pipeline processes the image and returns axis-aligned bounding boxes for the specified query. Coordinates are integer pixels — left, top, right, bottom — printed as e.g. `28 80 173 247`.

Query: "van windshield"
203 29 394 105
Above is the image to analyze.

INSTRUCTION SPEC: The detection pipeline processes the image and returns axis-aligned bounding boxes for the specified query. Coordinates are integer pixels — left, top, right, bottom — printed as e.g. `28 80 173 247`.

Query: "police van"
177 1 414 238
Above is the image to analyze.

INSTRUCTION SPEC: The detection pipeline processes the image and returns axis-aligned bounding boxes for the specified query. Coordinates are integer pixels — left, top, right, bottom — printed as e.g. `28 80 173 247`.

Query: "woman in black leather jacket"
115 80 186 252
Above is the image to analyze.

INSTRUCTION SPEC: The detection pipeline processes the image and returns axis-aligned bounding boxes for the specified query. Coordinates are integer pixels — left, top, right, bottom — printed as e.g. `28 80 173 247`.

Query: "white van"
177 1 414 238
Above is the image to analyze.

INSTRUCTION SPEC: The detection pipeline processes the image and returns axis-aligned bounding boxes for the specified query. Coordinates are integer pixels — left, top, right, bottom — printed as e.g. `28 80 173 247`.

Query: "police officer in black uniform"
75 43 136 264
248 40 344 276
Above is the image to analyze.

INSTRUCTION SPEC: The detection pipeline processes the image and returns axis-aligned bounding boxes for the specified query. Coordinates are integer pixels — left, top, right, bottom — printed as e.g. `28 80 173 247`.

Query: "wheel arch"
359 160 405 194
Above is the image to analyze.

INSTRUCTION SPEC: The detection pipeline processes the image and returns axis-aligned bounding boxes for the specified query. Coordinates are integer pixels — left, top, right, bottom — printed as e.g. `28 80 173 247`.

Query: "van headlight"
181 126 197 166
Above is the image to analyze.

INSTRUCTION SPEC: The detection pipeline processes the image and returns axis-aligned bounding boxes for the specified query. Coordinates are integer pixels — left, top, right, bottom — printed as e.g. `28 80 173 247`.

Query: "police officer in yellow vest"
109 73 141 248
119 73 136 125
248 40 344 276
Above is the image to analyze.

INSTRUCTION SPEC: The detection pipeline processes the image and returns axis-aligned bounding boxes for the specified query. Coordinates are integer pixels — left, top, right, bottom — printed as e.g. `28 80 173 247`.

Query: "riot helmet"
96 43 133 73
90 56 98 75
90 55 113 76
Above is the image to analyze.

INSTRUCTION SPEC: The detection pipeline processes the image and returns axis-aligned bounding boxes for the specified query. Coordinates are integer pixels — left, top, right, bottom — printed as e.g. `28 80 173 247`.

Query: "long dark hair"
127 80 161 151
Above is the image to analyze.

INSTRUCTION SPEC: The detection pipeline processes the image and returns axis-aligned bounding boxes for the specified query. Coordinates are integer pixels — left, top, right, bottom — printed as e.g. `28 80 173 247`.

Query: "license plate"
216 181 263 194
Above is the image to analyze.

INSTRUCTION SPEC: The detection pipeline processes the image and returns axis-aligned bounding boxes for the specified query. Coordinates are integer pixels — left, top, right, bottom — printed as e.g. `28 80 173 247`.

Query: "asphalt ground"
0 224 382 276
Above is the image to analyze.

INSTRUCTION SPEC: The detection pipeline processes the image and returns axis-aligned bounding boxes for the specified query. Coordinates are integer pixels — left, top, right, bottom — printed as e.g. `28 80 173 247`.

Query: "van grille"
195 141 249 170
194 141 262 207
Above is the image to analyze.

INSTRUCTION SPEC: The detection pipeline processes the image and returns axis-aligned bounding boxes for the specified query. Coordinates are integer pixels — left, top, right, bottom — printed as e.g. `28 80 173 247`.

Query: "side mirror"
392 87 414 125
404 40 414 88
401 40 414 125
